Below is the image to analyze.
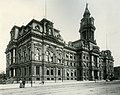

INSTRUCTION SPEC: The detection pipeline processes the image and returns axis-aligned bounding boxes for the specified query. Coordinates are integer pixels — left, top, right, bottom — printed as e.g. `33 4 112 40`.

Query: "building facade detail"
5 4 114 82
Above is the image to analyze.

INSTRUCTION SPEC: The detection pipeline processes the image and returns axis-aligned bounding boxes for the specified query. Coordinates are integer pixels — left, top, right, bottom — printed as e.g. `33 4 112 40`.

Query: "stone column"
91 55 94 66
31 42 35 61
92 70 94 80
98 71 100 80
69 69 71 77
49 67 51 76
56 68 58 77
13 49 16 63
40 66 42 76
34 66 36 76
53 68 55 76
9 52 11 65
97 57 99 67
9 70 11 77
64 69 66 79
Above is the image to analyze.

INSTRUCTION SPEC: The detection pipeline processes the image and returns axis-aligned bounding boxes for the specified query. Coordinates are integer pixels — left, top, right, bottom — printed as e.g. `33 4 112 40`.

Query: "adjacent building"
5 4 114 82
114 66 120 80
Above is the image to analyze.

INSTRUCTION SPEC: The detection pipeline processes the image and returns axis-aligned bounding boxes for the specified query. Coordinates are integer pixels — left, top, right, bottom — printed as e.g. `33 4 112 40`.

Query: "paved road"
0 80 120 95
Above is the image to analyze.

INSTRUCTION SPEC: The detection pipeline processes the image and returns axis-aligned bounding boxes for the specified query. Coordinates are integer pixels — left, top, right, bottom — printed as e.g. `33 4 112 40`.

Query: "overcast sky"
0 0 120 72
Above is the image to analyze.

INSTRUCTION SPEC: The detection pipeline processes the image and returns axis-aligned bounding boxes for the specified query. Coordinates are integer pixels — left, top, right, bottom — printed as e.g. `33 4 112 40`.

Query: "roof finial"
86 3 88 9
83 3 90 17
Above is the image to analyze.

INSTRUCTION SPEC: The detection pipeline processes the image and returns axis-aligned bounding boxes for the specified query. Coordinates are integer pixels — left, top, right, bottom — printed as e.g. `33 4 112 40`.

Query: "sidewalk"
0 80 105 90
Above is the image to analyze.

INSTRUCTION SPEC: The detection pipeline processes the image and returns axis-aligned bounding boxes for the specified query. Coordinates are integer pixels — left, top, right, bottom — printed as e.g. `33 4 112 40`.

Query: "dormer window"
11 31 14 39
35 25 40 30
48 28 52 35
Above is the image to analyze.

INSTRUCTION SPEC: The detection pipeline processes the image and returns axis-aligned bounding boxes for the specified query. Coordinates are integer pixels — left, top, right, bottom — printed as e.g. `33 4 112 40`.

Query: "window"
66 53 69 58
47 78 50 80
35 48 41 61
51 69 53 75
74 63 76 66
74 55 76 60
28 48 31 60
83 55 85 59
67 72 69 76
36 78 40 81
67 61 69 66
45 51 49 62
49 52 53 62
35 25 40 30
86 56 89 60
58 59 61 63
48 28 52 35
51 78 54 80
74 71 76 76
71 72 73 77
47 69 49 75
70 54 73 59
36 66 40 75
58 69 61 76
45 51 54 62
58 78 61 80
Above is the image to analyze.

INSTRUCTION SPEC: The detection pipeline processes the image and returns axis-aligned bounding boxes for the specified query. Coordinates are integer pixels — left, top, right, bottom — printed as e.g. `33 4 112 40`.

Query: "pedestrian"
94 76 98 83
42 81 44 85
19 79 23 88
22 79 26 88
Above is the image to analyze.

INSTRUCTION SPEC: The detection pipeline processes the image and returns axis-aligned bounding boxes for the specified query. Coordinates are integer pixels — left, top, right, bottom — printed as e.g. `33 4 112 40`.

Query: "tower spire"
80 4 96 42
86 3 88 9
83 3 90 18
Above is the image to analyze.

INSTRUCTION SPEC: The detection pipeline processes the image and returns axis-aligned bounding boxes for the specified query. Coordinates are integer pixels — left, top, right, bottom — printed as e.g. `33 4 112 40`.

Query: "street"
0 80 120 95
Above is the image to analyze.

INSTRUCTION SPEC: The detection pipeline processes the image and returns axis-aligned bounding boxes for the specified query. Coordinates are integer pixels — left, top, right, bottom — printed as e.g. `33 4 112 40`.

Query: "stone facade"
5 4 114 82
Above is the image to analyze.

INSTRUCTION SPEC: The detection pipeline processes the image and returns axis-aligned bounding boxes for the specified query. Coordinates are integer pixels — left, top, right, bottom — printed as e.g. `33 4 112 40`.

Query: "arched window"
47 69 49 75
45 51 49 62
45 50 54 62
74 70 76 76
35 48 41 61
57 50 62 64
49 52 53 62
67 72 69 77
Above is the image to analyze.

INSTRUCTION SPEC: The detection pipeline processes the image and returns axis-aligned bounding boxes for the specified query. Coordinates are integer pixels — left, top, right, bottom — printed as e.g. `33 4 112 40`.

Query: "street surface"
0 80 120 95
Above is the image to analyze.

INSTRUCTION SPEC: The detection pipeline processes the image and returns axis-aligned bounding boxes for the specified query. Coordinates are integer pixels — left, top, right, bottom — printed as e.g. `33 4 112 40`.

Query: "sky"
0 0 120 72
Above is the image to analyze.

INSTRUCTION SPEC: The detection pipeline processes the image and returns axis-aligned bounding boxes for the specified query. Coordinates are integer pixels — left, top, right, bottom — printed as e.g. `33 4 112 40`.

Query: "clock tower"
79 3 96 43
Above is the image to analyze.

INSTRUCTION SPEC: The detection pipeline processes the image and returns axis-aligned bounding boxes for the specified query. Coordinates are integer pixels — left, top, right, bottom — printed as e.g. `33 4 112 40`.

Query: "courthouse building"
5 4 114 82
